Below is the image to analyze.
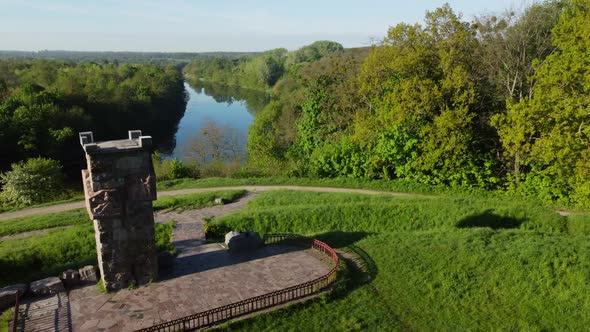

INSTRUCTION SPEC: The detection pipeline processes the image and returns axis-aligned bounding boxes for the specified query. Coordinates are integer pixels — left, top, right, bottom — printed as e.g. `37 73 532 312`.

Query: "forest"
0 60 187 178
0 50 257 64
0 0 589 209
182 0 590 208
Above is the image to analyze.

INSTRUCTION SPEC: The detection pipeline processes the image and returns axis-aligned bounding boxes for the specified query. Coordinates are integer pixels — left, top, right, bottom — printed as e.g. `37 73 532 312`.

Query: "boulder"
157 251 174 271
30 277 64 296
225 231 263 252
60 269 81 288
79 265 98 282
0 284 28 311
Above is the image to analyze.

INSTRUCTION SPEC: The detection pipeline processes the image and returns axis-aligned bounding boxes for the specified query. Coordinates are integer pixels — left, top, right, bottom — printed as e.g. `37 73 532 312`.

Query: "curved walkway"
19 193 331 331
0 185 419 221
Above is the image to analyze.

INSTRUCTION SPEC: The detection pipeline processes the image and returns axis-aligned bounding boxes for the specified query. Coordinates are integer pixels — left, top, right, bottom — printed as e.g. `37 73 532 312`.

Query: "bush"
203 217 230 240
152 153 199 181
0 157 65 206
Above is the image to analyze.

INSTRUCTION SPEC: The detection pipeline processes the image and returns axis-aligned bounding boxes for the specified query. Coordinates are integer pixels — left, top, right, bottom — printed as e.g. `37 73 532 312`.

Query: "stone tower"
79 130 158 291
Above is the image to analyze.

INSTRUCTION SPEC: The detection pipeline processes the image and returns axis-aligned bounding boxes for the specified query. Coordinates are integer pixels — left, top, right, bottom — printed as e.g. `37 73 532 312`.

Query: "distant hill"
0 50 259 64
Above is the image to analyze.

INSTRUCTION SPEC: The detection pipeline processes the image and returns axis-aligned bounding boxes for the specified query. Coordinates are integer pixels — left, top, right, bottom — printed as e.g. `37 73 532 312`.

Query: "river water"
166 82 268 159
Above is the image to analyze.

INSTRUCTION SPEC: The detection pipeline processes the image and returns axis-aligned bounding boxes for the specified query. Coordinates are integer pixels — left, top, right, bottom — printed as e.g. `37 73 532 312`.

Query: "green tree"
478 1 563 185
494 0 590 205
0 158 65 206
287 41 344 66
356 5 497 187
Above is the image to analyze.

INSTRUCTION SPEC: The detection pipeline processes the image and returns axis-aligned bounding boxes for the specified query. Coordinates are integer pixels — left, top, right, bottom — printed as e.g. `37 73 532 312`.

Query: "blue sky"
0 0 524 52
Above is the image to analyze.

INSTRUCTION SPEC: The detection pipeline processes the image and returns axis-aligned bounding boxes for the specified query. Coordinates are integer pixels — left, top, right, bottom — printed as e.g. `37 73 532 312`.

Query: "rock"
30 277 64 296
214 198 226 205
157 251 174 271
225 231 263 252
60 269 81 288
0 284 28 311
79 265 99 282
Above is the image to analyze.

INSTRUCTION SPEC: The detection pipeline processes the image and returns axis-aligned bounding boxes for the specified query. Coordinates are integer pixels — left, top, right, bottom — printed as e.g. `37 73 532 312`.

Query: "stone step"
17 292 71 332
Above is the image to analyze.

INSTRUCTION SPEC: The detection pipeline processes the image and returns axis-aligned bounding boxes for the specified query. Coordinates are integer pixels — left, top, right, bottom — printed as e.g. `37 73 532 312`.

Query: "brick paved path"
17 194 330 331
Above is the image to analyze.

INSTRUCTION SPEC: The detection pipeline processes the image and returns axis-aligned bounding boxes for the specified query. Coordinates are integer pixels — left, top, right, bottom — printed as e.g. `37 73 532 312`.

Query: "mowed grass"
0 209 89 237
0 191 246 287
209 191 590 331
153 190 247 211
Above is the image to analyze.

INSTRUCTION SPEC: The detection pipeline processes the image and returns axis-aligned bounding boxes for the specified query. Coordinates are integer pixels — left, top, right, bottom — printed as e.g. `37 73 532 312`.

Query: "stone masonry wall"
80 130 158 291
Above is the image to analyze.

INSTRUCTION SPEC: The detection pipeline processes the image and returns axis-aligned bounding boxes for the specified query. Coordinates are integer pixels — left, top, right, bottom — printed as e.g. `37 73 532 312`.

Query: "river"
165 82 269 159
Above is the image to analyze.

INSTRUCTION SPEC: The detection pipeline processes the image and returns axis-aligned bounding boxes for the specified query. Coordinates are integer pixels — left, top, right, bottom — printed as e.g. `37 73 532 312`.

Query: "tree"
475 1 562 103
287 41 344 66
494 0 590 205
478 1 563 186
0 157 65 206
186 120 245 167
354 5 497 186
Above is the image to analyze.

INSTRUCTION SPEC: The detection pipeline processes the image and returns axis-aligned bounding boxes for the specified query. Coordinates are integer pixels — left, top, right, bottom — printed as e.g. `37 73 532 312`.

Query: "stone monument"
79 130 158 291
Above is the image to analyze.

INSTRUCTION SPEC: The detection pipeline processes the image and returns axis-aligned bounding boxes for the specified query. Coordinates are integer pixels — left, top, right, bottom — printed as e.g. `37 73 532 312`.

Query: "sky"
0 0 526 52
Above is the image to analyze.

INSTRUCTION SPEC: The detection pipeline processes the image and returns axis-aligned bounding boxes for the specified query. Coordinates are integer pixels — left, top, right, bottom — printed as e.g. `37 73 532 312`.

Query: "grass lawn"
0 209 89 237
208 190 590 331
153 190 247 211
0 190 246 287
3 176 587 215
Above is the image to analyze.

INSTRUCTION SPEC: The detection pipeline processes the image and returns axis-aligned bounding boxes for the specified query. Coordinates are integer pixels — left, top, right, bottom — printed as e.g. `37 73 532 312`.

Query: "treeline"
245 0 590 207
0 60 187 176
183 41 345 91
0 50 258 65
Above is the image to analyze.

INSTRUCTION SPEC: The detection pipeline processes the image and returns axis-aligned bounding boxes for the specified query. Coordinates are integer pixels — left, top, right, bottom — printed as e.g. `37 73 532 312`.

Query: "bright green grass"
0 191 242 286
0 309 11 332
0 190 84 213
0 224 96 286
0 209 88 237
0 190 247 237
3 176 586 214
0 221 176 287
153 190 247 211
156 220 176 255
157 177 481 197
158 177 590 212
210 190 590 331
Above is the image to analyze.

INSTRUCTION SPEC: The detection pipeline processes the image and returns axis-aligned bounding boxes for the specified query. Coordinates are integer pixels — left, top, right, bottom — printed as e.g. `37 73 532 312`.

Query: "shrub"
203 217 230 240
0 157 65 206
152 153 198 181
170 158 193 179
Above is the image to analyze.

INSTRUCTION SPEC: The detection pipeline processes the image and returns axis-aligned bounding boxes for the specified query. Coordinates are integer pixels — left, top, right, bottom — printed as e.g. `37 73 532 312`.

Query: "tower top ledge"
79 130 152 154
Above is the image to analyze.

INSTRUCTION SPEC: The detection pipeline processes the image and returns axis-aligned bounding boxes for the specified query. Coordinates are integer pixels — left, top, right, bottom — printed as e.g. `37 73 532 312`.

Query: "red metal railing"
136 234 339 332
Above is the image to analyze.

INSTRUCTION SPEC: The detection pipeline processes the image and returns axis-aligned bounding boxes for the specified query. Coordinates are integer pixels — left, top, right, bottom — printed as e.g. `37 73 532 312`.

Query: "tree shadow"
456 210 524 230
312 231 379 296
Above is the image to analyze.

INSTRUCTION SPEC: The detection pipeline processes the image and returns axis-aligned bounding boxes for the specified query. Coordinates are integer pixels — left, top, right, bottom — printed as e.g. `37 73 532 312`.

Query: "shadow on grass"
313 231 379 295
314 230 374 249
456 210 524 230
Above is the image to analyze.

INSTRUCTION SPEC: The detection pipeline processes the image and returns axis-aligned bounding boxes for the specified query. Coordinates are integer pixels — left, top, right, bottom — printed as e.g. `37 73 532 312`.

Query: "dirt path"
0 185 417 221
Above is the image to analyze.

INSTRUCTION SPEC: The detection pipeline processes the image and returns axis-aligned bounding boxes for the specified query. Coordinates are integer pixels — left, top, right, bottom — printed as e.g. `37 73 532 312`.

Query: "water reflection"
188 80 269 114
161 81 269 159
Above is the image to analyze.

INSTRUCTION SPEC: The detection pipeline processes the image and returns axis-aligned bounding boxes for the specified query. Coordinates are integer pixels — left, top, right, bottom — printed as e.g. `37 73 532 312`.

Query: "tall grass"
0 224 96 286
210 190 590 331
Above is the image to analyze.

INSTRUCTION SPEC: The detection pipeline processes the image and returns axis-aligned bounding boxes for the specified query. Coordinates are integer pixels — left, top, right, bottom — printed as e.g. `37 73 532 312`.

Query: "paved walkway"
0 185 415 221
17 194 331 332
